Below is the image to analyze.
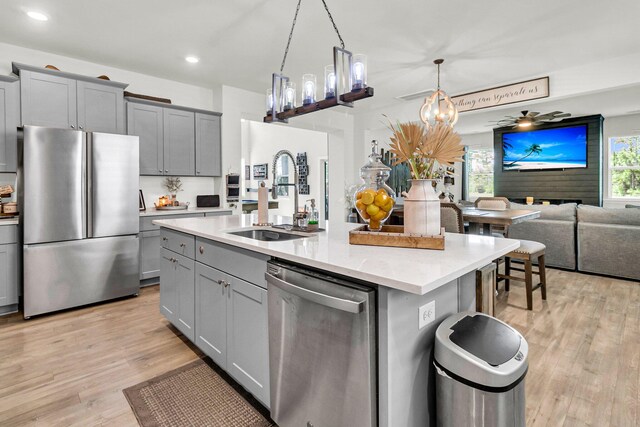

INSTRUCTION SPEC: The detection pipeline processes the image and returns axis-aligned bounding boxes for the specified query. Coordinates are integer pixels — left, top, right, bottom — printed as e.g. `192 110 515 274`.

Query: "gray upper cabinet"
195 113 222 177
19 70 77 129
14 63 128 133
128 102 164 175
126 98 222 177
77 81 125 133
164 109 195 176
0 77 19 172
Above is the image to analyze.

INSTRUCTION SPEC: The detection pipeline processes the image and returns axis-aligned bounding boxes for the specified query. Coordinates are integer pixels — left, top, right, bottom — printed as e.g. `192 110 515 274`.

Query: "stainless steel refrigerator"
19 125 140 318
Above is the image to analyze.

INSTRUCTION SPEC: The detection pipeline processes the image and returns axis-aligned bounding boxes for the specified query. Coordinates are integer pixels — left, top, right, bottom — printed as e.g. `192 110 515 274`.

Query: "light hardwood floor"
0 270 638 426
0 286 201 426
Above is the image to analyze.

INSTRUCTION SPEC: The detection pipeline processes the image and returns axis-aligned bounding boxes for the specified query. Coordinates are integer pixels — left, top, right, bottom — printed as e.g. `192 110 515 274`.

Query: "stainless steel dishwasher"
265 260 377 427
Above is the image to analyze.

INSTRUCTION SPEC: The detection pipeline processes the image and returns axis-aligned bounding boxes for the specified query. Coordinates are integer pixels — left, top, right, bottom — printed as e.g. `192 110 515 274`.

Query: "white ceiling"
1 0 639 124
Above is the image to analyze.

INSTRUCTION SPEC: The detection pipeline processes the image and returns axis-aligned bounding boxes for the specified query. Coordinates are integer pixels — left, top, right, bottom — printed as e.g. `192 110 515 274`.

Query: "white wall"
245 121 328 219
0 42 221 208
220 85 355 223
603 113 640 208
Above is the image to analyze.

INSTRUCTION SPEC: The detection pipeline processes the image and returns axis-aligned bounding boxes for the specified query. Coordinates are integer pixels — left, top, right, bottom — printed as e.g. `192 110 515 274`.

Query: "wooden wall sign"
452 77 549 113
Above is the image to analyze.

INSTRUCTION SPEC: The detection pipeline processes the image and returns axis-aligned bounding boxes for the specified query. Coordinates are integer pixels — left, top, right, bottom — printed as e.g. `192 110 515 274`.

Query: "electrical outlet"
419 301 436 329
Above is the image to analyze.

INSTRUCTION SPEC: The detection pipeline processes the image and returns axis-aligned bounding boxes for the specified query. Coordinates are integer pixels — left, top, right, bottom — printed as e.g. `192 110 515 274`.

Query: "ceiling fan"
490 110 571 129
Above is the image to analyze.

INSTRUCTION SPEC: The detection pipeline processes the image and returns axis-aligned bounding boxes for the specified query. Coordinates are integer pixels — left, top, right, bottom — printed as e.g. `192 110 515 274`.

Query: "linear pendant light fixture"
264 0 374 124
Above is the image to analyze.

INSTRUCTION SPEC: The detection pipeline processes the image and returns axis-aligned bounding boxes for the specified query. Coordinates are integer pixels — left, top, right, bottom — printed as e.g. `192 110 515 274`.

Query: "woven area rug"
123 358 275 427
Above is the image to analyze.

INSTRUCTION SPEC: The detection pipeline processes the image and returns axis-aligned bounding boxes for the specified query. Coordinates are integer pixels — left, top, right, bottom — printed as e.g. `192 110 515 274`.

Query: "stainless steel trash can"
434 312 528 427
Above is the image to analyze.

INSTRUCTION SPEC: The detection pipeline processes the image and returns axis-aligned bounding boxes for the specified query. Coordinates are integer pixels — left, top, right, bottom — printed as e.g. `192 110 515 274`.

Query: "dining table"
461 207 541 235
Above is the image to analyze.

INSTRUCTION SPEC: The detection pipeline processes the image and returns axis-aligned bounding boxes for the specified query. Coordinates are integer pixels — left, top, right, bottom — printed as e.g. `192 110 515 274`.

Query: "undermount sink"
228 229 307 242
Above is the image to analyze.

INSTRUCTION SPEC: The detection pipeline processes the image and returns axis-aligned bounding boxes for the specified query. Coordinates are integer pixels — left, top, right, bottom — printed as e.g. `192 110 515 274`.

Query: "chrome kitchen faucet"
271 150 305 227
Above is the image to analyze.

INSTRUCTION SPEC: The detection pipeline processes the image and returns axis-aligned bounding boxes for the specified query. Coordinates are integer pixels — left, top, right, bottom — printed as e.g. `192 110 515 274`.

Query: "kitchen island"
154 214 519 426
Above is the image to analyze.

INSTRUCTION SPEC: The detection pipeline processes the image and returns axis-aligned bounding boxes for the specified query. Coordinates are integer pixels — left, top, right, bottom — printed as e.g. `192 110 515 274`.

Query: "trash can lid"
434 312 528 390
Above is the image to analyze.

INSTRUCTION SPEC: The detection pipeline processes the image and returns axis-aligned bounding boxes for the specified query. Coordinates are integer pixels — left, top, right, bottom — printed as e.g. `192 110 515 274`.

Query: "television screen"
502 125 587 171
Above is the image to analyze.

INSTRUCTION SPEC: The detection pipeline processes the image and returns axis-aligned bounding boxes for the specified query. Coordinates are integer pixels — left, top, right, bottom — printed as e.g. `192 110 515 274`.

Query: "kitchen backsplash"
139 176 221 209
0 173 223 209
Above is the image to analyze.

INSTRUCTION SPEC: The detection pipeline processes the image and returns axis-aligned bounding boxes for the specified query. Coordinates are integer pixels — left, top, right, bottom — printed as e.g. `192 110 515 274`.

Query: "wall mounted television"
502 124 588 171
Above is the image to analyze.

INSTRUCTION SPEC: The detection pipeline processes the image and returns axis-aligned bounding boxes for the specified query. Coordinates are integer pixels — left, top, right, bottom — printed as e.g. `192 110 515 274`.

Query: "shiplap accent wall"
493 115 604 206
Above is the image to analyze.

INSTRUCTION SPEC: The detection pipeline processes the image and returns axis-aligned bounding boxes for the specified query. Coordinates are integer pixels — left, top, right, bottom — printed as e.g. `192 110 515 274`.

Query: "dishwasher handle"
265 272 365 314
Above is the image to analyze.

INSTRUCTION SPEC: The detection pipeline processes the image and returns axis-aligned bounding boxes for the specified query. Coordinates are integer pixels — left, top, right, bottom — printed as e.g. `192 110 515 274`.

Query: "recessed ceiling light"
185 56 199 64
27 11 48 21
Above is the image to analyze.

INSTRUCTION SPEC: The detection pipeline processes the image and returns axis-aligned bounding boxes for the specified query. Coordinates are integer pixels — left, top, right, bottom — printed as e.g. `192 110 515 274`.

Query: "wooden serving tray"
349 225 445 250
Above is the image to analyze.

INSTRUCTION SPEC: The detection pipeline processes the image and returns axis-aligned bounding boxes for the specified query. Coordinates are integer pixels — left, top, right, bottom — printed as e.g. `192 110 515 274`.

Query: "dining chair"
440 202 464 234
474 197 511 236
474 196 511 210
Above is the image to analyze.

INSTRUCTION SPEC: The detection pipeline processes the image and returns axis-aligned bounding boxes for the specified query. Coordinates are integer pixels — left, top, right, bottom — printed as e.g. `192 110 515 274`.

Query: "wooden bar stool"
496 239 547 310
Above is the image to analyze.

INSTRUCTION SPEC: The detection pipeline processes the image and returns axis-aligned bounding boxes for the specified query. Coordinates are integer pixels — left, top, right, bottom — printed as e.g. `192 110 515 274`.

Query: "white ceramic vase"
403 179 441 236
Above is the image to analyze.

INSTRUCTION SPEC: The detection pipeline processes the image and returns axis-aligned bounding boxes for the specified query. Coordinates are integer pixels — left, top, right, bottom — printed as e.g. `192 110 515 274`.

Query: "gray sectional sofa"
577 205 640 281
507 202 640 281
508 203 577 270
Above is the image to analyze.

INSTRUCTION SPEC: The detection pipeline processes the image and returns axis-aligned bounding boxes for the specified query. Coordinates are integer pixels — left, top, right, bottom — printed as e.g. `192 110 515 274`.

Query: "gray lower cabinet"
16 64 127 134
0 242 18 315
128 102 164 175
77 80 125 133
0 78 19 172
175 253 196 341
160 229 270 407
140 230 161 280
160 248 178 323
226 275 270 407
195 113 221 177
164 109 195 176
195 263 228 369
160 248 195 341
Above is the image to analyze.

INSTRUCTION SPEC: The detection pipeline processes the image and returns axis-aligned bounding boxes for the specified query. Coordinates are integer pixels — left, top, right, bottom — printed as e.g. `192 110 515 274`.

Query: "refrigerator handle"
85 132 92 238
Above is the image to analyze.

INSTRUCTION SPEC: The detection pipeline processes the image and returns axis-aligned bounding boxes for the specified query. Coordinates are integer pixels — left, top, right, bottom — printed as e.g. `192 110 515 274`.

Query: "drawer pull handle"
180 243 186 248
162 237 168 241
199 246 204 254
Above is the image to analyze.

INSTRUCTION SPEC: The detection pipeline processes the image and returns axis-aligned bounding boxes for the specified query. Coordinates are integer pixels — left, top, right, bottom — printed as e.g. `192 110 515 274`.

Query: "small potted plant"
164 177 183 205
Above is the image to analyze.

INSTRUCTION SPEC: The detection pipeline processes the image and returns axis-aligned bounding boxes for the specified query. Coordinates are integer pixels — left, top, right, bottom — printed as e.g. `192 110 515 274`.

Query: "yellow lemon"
361 191 375 205
374 193 389 207
361 210 370 220
383 199 394 212
376 188 388 196
366 204 380 216
355 199 366 212
372 210 387 221
356 191 363 200
369 219 381 230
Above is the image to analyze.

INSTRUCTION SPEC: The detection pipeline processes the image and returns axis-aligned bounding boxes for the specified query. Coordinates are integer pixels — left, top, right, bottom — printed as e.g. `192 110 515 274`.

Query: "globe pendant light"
419 59 458 129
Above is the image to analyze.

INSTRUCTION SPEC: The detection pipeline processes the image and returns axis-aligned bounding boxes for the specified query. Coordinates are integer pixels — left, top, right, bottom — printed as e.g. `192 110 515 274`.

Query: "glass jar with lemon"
354 141 396 231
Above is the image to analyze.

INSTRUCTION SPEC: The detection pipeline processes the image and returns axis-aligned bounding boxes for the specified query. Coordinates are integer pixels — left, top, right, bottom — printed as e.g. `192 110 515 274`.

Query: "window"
609 136 640 198
466 148 494 199
276 156 290 197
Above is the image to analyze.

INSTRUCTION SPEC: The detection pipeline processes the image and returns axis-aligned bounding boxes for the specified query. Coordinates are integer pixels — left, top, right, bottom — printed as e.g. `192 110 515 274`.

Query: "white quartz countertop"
140 207 233 217
153 214 520 295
